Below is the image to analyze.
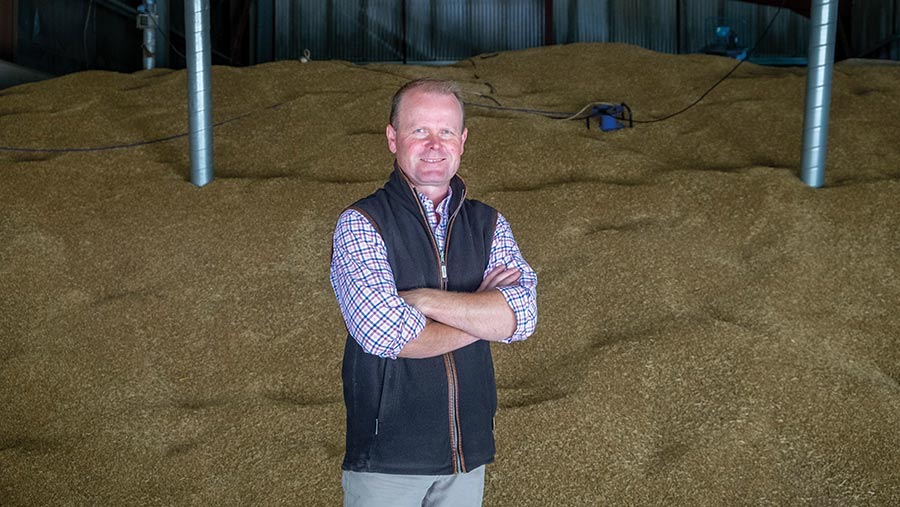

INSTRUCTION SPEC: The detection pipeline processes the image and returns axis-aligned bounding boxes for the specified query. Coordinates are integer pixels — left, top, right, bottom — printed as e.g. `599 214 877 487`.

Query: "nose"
425 133 442 149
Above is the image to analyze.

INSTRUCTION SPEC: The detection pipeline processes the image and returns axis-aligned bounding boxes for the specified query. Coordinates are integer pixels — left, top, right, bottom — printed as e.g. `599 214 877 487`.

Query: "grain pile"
2 43 899 506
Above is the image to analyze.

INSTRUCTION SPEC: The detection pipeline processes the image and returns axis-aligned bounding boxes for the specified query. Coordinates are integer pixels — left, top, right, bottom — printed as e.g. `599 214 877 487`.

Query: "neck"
394 163 451 205
419 186 449 206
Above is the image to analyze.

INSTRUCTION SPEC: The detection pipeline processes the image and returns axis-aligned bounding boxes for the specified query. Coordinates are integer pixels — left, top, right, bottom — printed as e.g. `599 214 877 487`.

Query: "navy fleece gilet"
341 167 499 475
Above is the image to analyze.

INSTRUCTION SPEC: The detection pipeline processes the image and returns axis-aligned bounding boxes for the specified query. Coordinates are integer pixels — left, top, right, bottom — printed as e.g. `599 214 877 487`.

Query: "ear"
460 127 468 154
386 124 398 154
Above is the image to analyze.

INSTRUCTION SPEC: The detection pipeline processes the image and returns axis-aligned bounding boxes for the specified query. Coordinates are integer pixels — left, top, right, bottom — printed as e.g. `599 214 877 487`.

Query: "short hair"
389 78 466 129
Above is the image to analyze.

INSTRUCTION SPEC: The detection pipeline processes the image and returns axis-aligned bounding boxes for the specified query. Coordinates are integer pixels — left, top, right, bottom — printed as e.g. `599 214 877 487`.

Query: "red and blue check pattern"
330 189 538 359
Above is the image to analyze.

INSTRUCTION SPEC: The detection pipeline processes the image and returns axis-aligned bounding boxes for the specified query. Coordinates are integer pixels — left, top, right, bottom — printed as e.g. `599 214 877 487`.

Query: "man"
330 78 538 506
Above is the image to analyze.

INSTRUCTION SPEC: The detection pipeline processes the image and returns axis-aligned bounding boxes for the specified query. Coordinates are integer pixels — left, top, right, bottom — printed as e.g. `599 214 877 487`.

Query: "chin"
412 168 451 180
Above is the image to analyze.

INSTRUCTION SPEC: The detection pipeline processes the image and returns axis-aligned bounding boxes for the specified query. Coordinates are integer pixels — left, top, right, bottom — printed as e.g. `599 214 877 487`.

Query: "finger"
485 269 520 290
477 266 505 292
479 267 520 292
479 266 512 290
492 269 521 288
485 266 508 282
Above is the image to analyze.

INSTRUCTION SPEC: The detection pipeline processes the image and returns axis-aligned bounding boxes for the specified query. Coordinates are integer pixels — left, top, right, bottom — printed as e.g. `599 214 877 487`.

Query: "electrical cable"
464 101 575 119
1 4 261 155
465 0 789 126
0 103 282 154
632 0 788 124
149 10 186 61
3 0 792 155
83 0 95 67
464 100 620 122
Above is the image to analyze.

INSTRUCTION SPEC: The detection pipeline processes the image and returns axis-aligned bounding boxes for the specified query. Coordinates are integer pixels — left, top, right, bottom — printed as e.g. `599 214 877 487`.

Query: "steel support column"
800 0 839 188
185 0 213 187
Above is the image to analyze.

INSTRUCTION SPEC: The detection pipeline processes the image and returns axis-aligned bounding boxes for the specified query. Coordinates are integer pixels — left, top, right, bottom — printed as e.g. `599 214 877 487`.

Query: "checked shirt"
330 187 538 359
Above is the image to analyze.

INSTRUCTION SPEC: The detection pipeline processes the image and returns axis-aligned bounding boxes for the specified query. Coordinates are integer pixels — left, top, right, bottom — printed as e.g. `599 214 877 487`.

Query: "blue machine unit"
703 24 748 60
586 103 633 132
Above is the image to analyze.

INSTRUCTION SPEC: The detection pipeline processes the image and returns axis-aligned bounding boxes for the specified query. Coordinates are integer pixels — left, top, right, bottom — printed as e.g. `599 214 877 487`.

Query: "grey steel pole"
141 0 156 70
800 0 839 188
185 0 214 187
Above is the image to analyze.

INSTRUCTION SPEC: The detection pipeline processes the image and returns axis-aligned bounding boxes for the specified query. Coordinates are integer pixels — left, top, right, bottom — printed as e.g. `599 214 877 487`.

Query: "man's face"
386 90 468 198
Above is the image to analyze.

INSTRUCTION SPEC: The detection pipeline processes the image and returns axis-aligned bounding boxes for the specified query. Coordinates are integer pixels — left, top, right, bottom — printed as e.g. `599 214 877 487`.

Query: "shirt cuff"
384 304 428 359
495 285 536 344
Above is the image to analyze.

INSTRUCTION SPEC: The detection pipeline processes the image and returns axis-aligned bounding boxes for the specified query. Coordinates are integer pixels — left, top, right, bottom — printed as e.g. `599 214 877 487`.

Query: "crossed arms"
330 208 538 360
396 266 522 358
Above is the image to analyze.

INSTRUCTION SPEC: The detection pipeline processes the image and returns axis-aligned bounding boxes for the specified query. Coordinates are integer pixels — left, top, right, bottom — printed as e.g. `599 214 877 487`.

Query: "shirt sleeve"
330 209 427 359
487 213 538 343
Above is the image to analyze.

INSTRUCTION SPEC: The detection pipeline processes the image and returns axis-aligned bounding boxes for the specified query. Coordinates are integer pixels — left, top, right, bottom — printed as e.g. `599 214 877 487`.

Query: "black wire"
465 102 574 119
149 11 186 61
2 130 187 154
633 0 788 124
1 10 290 155
83 0 95 67
0 104 281 154
465 0 790 126
3 0 792 154
631 60 744 124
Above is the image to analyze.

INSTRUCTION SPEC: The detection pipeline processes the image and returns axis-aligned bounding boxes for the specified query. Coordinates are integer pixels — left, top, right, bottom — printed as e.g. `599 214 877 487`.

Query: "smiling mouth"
421 158 446 163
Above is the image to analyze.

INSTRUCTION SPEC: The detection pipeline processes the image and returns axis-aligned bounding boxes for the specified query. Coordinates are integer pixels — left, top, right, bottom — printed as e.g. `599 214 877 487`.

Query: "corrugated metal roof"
553 0 609 44
680 0 807 58
272 0 897 63
283 0 544 63
410 0 545 61
853 0 896 58
722 0 807 58
895 0 900 60
608 0 677 53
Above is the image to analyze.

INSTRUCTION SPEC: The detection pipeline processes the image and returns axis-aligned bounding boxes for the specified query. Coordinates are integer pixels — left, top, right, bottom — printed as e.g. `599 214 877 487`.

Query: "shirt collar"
416 187 452 210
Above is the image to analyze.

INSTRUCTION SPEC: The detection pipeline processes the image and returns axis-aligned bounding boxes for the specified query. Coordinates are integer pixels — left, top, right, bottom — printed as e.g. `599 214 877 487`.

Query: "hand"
399 271 518 341
398 288 435 312
477 266 521 292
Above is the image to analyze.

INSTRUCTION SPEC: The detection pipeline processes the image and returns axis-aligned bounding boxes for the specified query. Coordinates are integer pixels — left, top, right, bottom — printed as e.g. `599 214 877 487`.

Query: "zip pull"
440 250 448 286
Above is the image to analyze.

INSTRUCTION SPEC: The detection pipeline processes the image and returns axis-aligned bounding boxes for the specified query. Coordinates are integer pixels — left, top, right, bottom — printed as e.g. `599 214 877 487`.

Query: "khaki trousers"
342 465 486 507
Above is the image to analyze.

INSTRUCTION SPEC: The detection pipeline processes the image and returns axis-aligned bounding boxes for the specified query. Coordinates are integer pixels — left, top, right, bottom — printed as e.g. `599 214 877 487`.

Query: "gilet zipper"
411 183 467 473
